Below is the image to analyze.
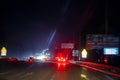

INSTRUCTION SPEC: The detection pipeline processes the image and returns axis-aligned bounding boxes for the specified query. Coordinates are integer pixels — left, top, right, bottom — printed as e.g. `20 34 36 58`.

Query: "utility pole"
104 0 108 64
105 0 108 35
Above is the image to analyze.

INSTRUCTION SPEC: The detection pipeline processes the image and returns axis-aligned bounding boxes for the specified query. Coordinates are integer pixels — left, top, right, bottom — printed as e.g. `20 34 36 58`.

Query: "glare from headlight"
36 55 47 60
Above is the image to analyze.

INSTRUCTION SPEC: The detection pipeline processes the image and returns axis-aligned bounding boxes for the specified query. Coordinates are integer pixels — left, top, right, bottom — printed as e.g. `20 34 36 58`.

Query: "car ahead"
7 57 18 62
0 57 18 62
57 57 66 63
26 57 35 63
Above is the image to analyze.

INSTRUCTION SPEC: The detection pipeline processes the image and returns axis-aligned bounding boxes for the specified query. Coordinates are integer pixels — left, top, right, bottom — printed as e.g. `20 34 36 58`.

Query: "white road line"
0 69 16 75
0 71 11 75
82 67 87 70
104 75 116 80
50 73 56 80
20 72 34 78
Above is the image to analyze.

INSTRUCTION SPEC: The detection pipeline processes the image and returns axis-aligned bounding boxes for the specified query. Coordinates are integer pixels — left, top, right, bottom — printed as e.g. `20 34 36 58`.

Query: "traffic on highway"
0 0 120 80
0 57 120 80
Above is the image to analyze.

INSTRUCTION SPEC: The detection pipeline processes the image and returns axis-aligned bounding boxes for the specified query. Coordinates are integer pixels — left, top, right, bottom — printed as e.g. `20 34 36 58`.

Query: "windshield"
0 0 120 80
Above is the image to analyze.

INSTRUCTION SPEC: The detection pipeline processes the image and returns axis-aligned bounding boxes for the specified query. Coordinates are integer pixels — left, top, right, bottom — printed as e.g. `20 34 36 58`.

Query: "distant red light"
58 58 61 61
61 57 63 59
104 57 108 63
63 63 66 66
57 57 66 63
63 59 66 62
27 57 34 63
8 58 17 62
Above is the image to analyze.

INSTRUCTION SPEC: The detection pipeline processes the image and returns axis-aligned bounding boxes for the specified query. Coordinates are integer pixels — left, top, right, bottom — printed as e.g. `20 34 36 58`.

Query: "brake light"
61 57 63 59
63 59 66 62
27 57 34 63
57 57 66 62
63 63 66 66
58 58 61 61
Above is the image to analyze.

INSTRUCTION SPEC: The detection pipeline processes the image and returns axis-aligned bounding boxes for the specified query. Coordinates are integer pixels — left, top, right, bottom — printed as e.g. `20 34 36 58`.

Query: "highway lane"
0 62 119 80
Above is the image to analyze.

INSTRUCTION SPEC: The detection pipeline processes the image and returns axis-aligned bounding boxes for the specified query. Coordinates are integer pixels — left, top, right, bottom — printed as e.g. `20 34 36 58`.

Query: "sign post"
81 49 87 59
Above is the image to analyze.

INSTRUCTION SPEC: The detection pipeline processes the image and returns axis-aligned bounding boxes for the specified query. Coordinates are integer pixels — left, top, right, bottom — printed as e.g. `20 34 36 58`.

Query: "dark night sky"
0 0 120 57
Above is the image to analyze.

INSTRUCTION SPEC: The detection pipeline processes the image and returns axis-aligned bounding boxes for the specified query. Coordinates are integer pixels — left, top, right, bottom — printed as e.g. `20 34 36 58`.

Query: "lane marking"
20 72 34 78
82 67 87 70
80 74 89 80
104 75 115 80
0 71 11 75
0 69 16 75
50 73 56 80
3 64 35 80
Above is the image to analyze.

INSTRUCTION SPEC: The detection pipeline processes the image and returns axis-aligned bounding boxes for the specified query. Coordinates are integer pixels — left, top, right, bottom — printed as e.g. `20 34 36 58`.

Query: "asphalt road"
0 61 119 80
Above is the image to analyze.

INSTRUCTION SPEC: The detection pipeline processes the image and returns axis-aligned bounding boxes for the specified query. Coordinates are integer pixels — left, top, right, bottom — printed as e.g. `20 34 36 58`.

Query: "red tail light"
63 63 66 66
27 57 34 63
57 57 66 62
58 58 61 62
63 59 66 62
104 57 108 63
61 57 63 59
